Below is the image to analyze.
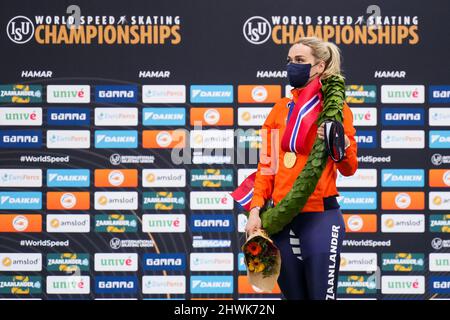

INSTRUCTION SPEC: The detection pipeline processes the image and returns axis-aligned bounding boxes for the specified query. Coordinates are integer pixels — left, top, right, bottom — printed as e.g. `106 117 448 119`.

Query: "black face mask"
286 62 319 88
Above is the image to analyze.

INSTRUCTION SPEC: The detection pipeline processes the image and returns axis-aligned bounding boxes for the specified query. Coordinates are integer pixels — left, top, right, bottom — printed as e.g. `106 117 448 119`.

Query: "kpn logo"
7 16 35 44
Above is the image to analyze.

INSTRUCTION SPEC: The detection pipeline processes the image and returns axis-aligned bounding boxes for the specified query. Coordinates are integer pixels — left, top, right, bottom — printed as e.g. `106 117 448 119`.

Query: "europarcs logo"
7 16 35 44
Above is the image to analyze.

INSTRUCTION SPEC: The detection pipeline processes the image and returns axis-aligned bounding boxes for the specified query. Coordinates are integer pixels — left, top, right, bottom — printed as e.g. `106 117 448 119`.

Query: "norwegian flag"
281 77 323 154
230 171 256 211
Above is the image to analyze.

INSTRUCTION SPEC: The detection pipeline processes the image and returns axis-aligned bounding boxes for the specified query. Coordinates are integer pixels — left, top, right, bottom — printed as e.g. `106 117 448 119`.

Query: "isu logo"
7 16 35 44
242 16 271 45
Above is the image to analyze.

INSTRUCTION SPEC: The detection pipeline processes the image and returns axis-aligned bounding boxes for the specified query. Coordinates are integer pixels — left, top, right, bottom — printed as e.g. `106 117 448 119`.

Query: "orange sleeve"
336 103 358 176
249 101 283 209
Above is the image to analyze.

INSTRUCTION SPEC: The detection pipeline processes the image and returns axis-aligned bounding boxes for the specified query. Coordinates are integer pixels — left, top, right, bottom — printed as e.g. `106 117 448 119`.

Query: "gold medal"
283 152 297 168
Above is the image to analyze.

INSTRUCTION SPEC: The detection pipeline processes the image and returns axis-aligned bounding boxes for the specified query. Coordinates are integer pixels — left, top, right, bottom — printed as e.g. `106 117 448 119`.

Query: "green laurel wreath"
251 75 346 236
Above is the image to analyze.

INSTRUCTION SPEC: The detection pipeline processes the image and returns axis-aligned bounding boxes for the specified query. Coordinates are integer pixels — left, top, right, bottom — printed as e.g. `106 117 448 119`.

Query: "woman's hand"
317 123 350 148
245 207 262 236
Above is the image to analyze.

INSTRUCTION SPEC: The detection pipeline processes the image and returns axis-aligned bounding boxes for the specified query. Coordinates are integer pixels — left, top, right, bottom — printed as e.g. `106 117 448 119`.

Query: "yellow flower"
248 258 266 273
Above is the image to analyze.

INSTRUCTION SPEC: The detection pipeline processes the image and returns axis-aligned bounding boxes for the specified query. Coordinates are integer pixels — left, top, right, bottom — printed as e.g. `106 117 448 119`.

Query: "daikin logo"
190 85 233 103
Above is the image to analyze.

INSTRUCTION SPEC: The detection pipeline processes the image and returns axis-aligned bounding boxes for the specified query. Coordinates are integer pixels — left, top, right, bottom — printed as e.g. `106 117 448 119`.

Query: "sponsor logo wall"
0 0 449 300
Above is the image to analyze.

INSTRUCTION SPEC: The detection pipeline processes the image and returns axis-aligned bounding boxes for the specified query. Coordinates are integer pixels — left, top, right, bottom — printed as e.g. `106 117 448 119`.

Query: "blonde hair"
294 37 344 80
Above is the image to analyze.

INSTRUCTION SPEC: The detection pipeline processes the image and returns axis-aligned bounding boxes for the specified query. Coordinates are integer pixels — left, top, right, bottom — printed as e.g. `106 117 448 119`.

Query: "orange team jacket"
249 87 359 213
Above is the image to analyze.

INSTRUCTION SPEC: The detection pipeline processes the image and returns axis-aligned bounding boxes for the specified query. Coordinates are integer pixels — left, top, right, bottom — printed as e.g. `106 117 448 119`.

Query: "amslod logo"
143 253 186 271
190 215 234 232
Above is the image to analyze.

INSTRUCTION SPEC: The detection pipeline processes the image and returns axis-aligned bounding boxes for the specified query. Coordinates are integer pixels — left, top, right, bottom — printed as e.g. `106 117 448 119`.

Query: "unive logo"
0 192 42 210
47 85 90 103
47 169 90 187
143 253 186 271
354 130 377 149
429 131 450 149
46 130 90 149
429 253 450 272
337 192 377 210
0 84 42 103
381 130 424 149
142 85 186 103
381 276 425 294
142 214 186 233
190 253 234 271
190 191 234 210
95 130 138 149
190 275 233 294
351 108 377 126
429 85 450 104
0 108 42 126
0 130 42 149
345 85 377 104
381 169 424 187
95 276 138 294
381 108 424 126
142 275 186 294
94 253 138 272
190 85 233 103
0 169 42 187
94 85 137 103
47 108 90 126
142 108 186 126
95 108 138 126
238 108 271 126
190 215 234 232
46 276 90 294
381 85 425 104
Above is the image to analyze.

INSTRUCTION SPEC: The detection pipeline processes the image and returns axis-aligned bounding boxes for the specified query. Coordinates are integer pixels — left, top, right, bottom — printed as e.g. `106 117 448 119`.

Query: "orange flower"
246 241 262 256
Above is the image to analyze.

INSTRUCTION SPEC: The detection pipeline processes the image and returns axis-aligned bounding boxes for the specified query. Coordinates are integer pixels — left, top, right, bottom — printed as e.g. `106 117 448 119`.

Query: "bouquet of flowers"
241 228 281 292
